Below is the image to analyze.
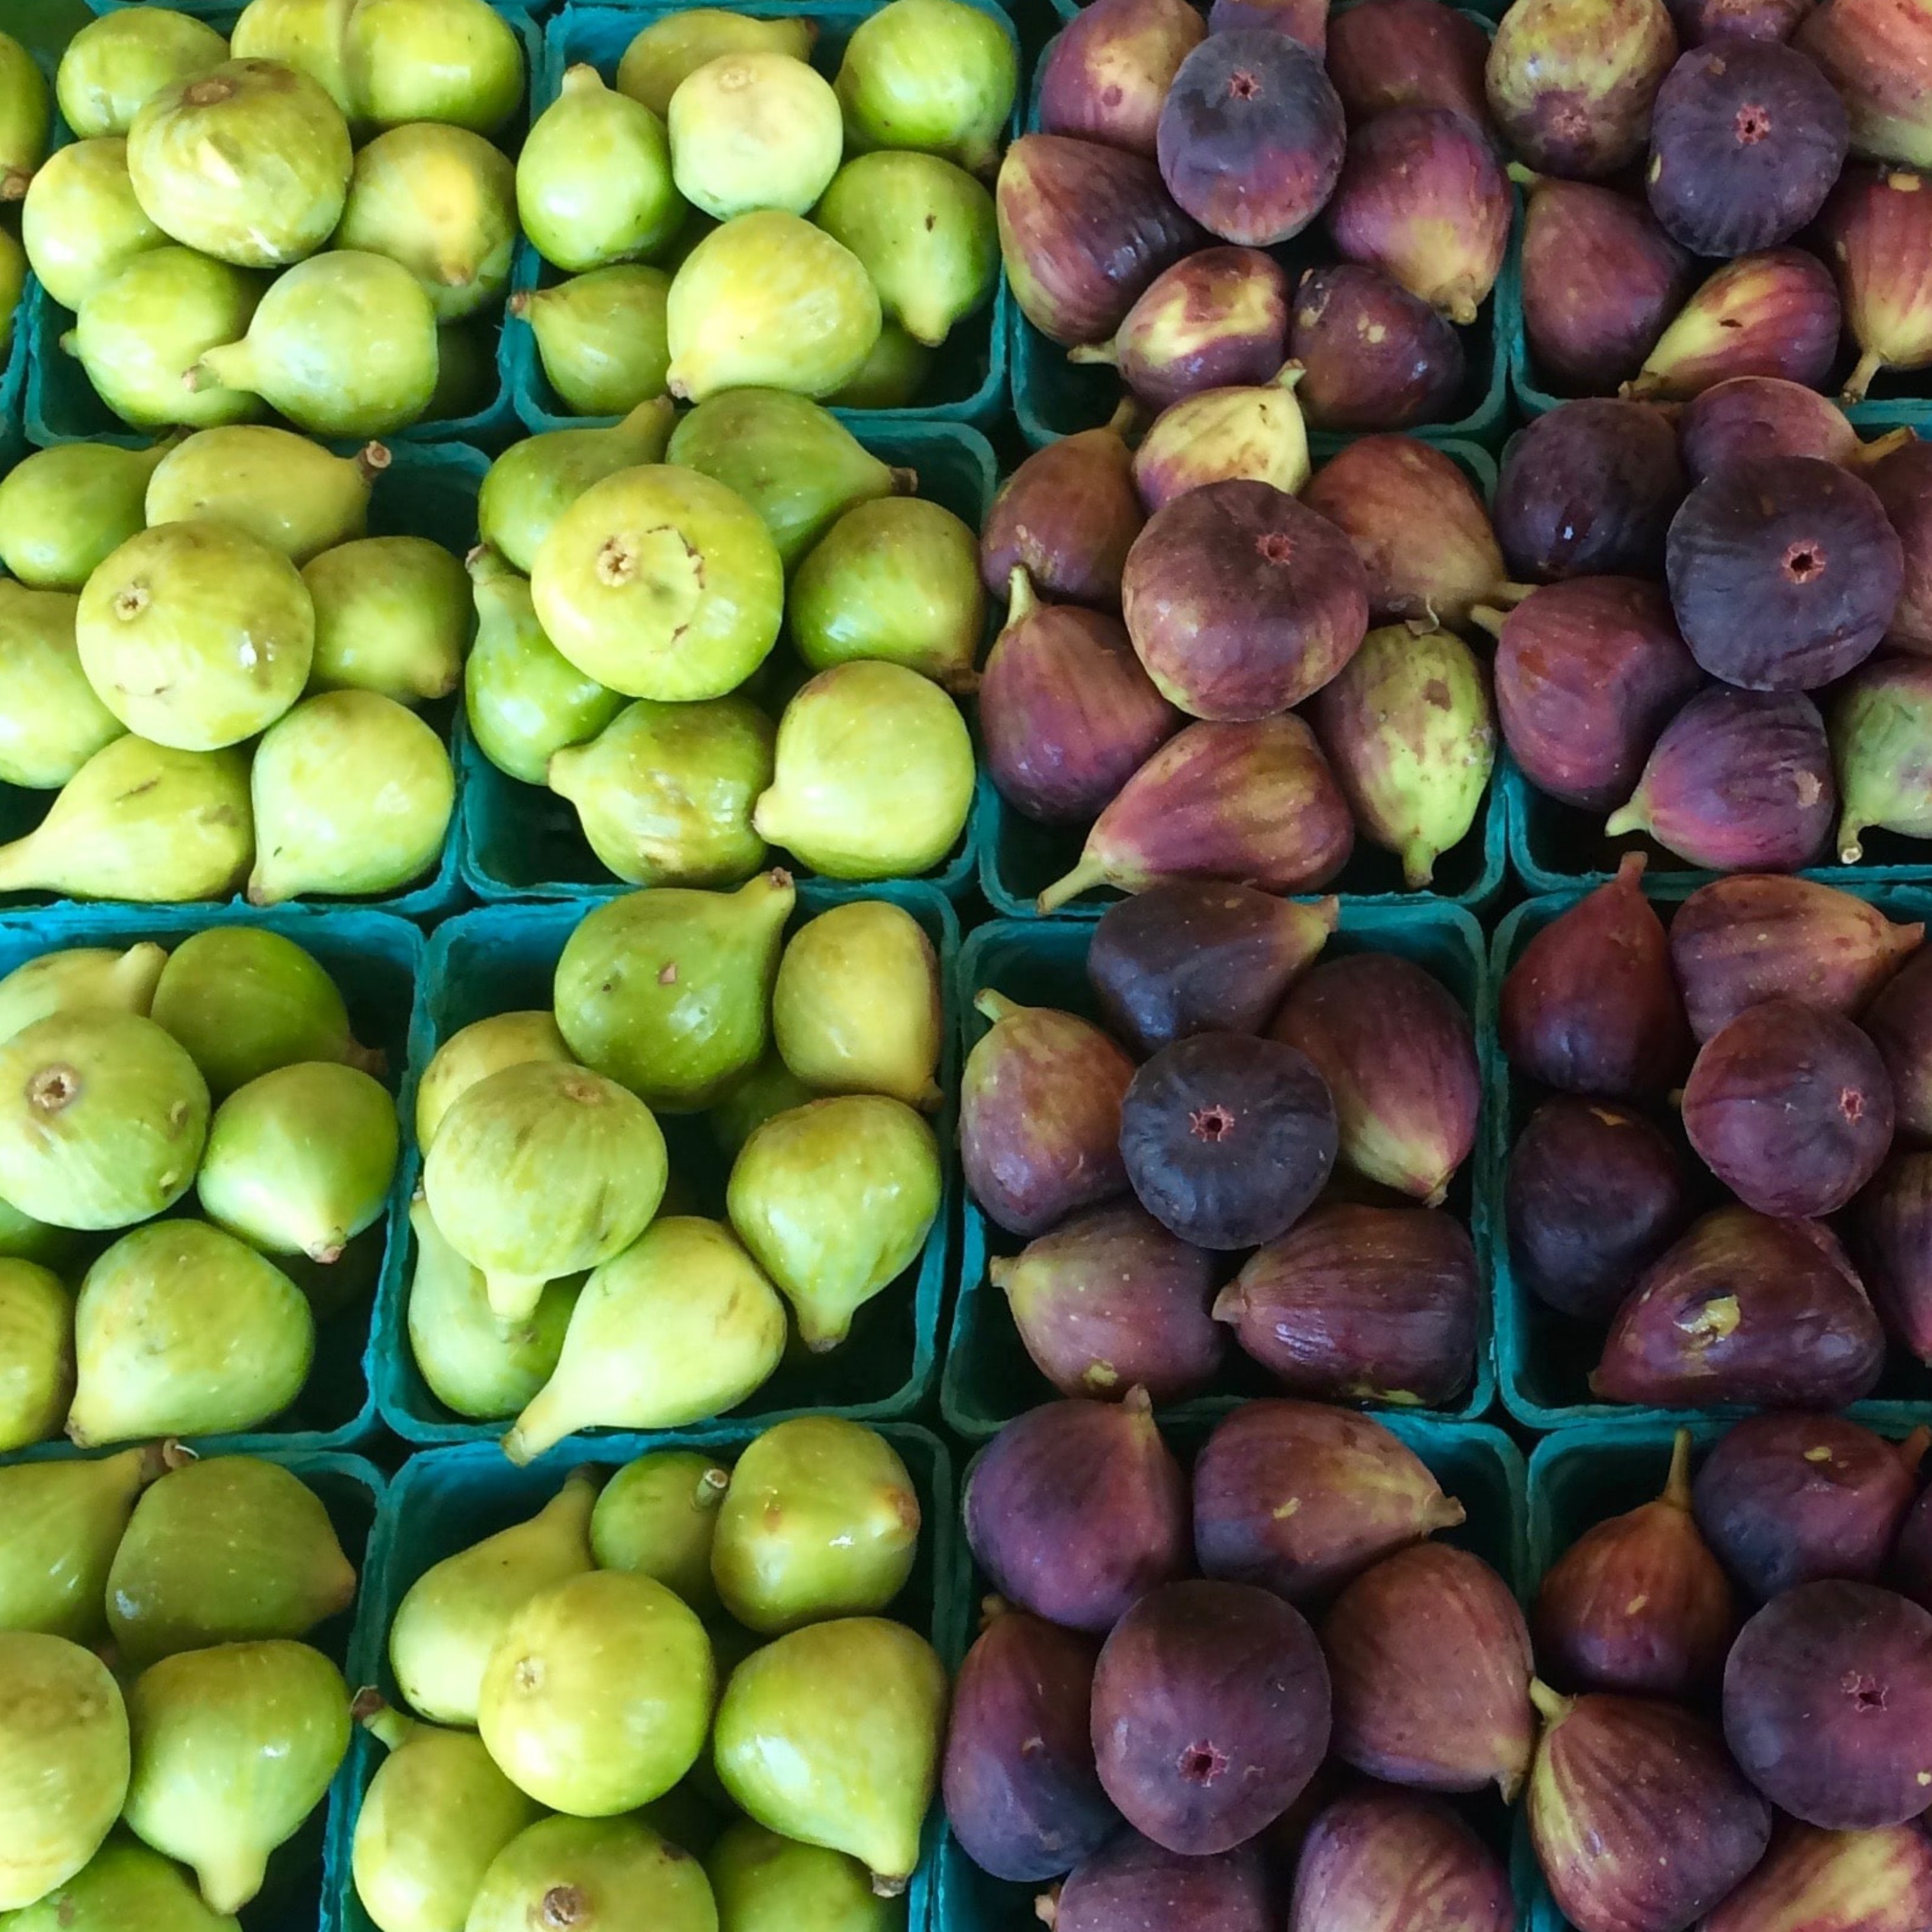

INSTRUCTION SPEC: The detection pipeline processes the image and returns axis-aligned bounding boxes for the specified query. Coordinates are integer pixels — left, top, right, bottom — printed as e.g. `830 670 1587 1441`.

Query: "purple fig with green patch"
1037 0 1207 158
1820 165 1932 404
1130 365 1311 511
1629 247 1841 398
1702 1818 1932 1932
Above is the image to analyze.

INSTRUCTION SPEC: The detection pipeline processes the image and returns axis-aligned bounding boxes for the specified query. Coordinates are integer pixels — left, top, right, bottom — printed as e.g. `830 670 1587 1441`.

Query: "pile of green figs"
0 28 36 357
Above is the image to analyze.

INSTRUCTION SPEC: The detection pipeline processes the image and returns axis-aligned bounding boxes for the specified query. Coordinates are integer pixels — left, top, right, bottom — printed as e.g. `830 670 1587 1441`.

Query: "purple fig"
1048 1833 1274 1932
1679 376 1913 481
1494 398 1686 583
1206 0 1329 49
1702 1817 1932 1932
1831 653 1932 862
1215 1202 1479 1408
980 412 1146 607
997 134 1205 346
965 1390 1190 1632
1533 1429 1740 1697
1592 1205 1887 1408
1090 1578 1332 1854
1668 873 1924 1042
960 989 1136 1237
1605 684 1837 871
1129 365 1311 511
1629 247 1842 398
1897 1490 1932 1610
1287 1786 1515 1932
1507 1097 1696 1321
1325 0 1493 128
1796 0 1932 168
1672 0 1814 39
1681 997 1894 1218
942 1602 1118 1882
1821 165 1932 402
1088 881 1338 1056
1867 438 1932 658
1499 852 1693 1098
1037 0 1208 159
1864 946 1932 1140
1034 715 1356 913
1854 1149 1932 1361
992 1202 1225 1404
1118 1033 1339 1250
1193 1399 1468 1602
1485 577 1702 812
978 571 1183 826
1665 456 1902 691
1528 1686 1772 1932
1286 264 1469 432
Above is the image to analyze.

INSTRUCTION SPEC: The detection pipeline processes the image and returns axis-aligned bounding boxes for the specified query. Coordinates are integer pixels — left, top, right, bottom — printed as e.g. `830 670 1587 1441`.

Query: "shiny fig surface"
1326 0 1492 128
1677 375 1896 480
1701 1817 1932 1932
1287 1786 1515 1932
1037 0 1206 158
980 418 1145 607
1631 247 1842 400
1052 1833 1275 1932
1821 164 1932 402
1129 366 1312 513
1287 264 1467 432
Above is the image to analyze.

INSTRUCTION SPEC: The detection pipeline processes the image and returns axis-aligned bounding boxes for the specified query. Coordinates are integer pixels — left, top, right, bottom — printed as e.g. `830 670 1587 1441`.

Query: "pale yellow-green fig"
0 1445 164 1640
478 1569 716 1814
3 1835 243 1932
710 1051 814 1159
75 521 314 752
706 1819 895 1932
421 1058 666 1322
387 1470 598 1728
591 1450 730 1613
20 137 164 311
144 426 384 564
67 1221 314 1445
713 1617 945 1895
350 1697 540 1932
668 51 842 221
772 900 942 1110
827 322 934 410
755 662 974 879
123 1638 350 1914
0 583 124 790
227 0 355 116
0 1260 72 1454
0 1196 79 1272
466 1815 718 1932
0 1632 128 1910
414 1009 572 1152
514 266 671 417
0 942 166 1046
0 29 49 202
57 10 229 139
836 0 1016 175
504 1216 787 1463
727 1096 940 1351
342 0 526 136
0 439 175 594
305 536 471 705
247 690 455 904
617 11 817 115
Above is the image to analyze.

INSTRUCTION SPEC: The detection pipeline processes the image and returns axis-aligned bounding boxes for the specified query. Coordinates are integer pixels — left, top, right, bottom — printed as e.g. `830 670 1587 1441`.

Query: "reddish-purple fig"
1824 167 1932 403
960 989 1136 1237
1287 1786 1515 1932
1326 0 1493 128
1605 684 1837 871
1091 1578 1332 1854
965 1391 1190 1632
1130 366 1311 511
1592 1205 1887 1408
1286 263 1469 432
1867 438 1932 658
1048 1833 1275 1932
1679 376 1913 481
1672 0 1814 40
1854 1150 1932 1361
1864 946 1932 1139
1701 1817 1932 1932
1629 247 1843 398
1831 653 1932 862
980 411 1145 607
1155 31 1345 246
1118 1033 1339 1250
1037 0 1208 159
1192 1399 1467 1603
1796 0 1932 169
997 134 1206 346
1206 0 1329 49
942 1603 1118 1882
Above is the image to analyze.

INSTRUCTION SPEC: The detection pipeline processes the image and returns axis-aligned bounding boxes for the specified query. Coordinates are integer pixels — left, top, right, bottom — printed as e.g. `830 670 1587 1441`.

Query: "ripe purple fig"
965 1390 1190 1632
1670 0 1814 41
1864 947 1932 1139
1118 1033 1339 1249
1130 366 1311 511
1629 247 1843 398
1049 1834 1274 1932
1592 1205 1887 1408
1206 0 1329 46
1326 0 1493 128
1037 0 1208 159
1286 264 1469 432
980 411 1145 607
1678 376 1912 481
1867 438 1932 658
1854 1150 1932 1361
1702 1817 1932 1932
1797 0 1932 169
959 989 1136 1237
1287 1786 1515 1932
1192 1399 1467 1603
942 1603 1118 1882
1831 653 1932 862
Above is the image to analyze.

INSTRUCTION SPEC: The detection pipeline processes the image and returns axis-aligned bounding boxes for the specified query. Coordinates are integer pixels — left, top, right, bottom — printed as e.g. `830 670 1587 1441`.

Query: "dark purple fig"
1485 576 1702 811
1494 398 1686 584
1605 684 1836 871
997 134 1206 346
1669 874 1924 1042
942 1602 1118 1882
1049 1833 1275 1932
1286 264 1468 432
1034 715 1356 914
1629 247 1843 398
1702 1817 1932 1932
965 1390 1190 1632
1155 31 1345 246
1897 1490 1932 1610
1673 0 1814 39
1089 881 1337 1056
1320 1544 1536 1799
1796 0 1932 168
1129 365 1312 511
1090 1578 1332 1854
1854 1150 1932 1362
1865 946 1932 1141
1592 1205 1887 1408
1325 0 1493 128
1866 439 1932 659
1038 0 1208 159
1528 1687 1772 1932
1820 165 1932 404
1507 1097 1696 1322
1533 1429 1740 1697
993 1202 1225 1405
959 990 1136 1237
978 571 1183 826
1118 1033 1339 1250
1206 0 1329 49
1679 376 1913 481
1287 1786 1515 1932
980 412 1145 607
1831 653 1932 862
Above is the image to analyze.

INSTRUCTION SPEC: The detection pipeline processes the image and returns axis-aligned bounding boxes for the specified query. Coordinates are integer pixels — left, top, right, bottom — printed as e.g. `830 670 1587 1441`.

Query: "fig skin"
1701 1817 1932 1932
1796 0 1932 169
1592 1205 1888 1408
1533 1429 1740 1697
964 1390 1190 1634
980 414 1145 607
1678 375 1910 481
1863 946 1932 1139
1286 264 1468 432
1507 1097 1696 1322
1672 0 1814 37
1090 1577 1332 1854
1822 165 1932 403
1036 0 1206 159
1192 1398 1467 1604
1628 247 1843 400
1830 653 1932 863
1129 365 1312 512
1206 0 1331 48
1214 1203 1480 1409
1325 0 1493 129
1853 1150 1932 1362
1287 1786 1515 1932
1049 1833 1274 1932
1866 438 1932 658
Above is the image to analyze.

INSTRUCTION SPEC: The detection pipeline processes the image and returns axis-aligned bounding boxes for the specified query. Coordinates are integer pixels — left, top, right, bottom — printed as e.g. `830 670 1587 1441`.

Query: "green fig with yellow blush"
0 440 175 593
414 1009 574 1151
0 1444 163 1640
21 137 165 311
144 426 384 564
707 1820 897 1932
0 585 123 791
0 944 165 1047
514 266 672 417
57 10 228 140
466 1816 717 1932
829 323 935 408
617 10 817 116
305 536 471 706
0 1260 72 1454
592 1450 732 1612
835 0 1016 175
3 1834 242 1932
710 1051 816 1157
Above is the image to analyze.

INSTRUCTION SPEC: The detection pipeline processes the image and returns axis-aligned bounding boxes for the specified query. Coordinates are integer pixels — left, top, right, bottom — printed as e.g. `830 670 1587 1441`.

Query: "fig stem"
1067 340 1118 368
1841 346 1885 404
1661 1427 1695 1509
1006 565 1038 625
973 988 1025 1026
1274 359 1306 391
1602 801 1647 839
1105 397 1139 441
889 466 919 495
1613 850 1649 889
1838 813 1866 864
1505 160 1542 191
1468 606 1508 640
1036 855 1107 914
1853 427 1915 466
1529 1677 1573 1727
1494 582 1537 606
1900 1426 1930 1476
987 1255 1015 1292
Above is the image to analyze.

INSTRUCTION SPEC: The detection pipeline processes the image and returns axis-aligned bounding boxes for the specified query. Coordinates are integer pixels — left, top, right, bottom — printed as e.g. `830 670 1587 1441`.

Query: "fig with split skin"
1325 0 1493 127
978 411 1144 607
1701 1818 1932 1932
1856 1150 1932 1362
1130 364 1312 511
1288 1787 1515 1932
1679 375 1914 480
1287 264 1469 433
1831 653 1932 861
1037 0 1206 157
1629 246 1843 398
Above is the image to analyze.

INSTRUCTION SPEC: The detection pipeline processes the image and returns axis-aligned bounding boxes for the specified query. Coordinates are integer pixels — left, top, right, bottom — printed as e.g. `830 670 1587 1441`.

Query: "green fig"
388 1470 597 1728
513 266 672 417
2 1834 241 1932
123 1638 350 1914
336 123 516 323
0 30 49 202
0 440 175 593
504 1216 788 1463
710 1051 816 1158
478 1569 716 1814
617 11 818 117
827 323 934 410
0 1196 78 1271
754 663 974 880
0 1633 128 1911
107 1454 356 1666
20 137 165 311
726 1096 940 1350
713 1617 944 1895
144 426 384 564
838 0 1014 173
706 1819 896 1932
57 11 229 140
552 871 794 1112
0 229 20 355
591 1450 732 1613
67 1221 314 1445
227 0 353 114
414 1009 573 1151
0 943 166 1046
350 1698 540 1932
247 690 455 903
1833 655 1932 861
342 0 526 136
467 1815 717 1932
0 1260 71 1454
304 536 471 706
0 584 124 790
668 50 842 221
0 1446 165 1641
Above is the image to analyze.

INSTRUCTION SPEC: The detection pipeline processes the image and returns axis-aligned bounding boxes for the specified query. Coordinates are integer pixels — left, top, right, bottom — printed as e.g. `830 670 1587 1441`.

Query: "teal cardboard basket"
941 899 1498 1438
458 420 997 904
